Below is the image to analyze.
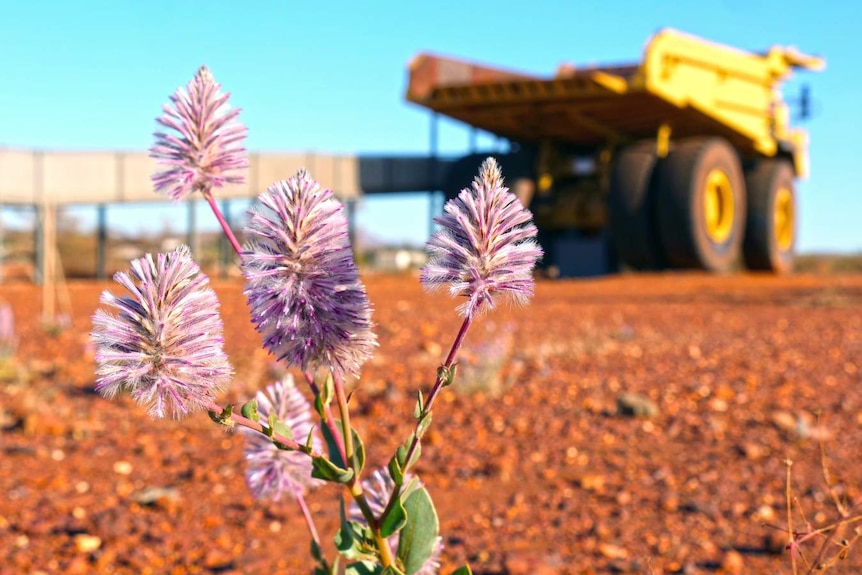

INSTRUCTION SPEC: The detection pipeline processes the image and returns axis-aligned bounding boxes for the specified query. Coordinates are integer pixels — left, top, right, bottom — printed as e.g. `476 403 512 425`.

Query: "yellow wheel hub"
774 187 794 250
703 168 735 243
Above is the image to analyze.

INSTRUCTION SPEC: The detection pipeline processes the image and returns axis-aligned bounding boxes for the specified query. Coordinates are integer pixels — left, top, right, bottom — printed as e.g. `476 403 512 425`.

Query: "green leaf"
345 561 383 575
311 538 324 561
262 412 274 438
380 493 407 538
303 427 316 454
396 487 439 575
395 443 408 469
407 438 421 468
321 420 348 469
207 404 233 426
335 498 377 562
271 416 295 442
311 538 336 575
322 372 335 406
449 566 473 575
352 426 366 475
414 392 424 419
387 452 404 486
437 364 457 387
400 476 421 502
321 421 365 474
314 394 326 419
240 399 259 422
313 372 335 418
381 566 405 575
311 455 355 484
416 412 432 439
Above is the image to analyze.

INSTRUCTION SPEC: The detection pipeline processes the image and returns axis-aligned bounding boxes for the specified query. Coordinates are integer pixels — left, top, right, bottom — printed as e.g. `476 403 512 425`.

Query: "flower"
150 65 248 201
349 468 443 575
241 169 377 379
91 245 232 419
420 157 543 318
240 374 323 501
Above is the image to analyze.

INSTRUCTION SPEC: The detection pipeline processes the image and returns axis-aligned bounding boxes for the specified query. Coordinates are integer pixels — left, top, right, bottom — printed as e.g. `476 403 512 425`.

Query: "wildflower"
349 468 443 575
241 169 377 379
150 65 248 201
91 245 232 419
241 374 323 501
421 157 543 318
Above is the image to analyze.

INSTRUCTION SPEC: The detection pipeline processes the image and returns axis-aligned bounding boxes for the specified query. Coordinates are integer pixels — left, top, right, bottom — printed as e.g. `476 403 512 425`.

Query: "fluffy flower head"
150 65 248 201
349 469 443 575
421 157 543 317
240 374 323 501
241 169 376 378
91 245 232 419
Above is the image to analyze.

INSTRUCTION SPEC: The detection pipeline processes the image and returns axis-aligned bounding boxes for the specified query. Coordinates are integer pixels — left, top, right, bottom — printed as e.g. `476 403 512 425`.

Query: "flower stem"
332 373 395 568
205 401 324 458
295 490 321 547
202 188 243 258
423 312 474 415
332 375 355 468
379 311 477 540
304 371 347 465
405 312 474 467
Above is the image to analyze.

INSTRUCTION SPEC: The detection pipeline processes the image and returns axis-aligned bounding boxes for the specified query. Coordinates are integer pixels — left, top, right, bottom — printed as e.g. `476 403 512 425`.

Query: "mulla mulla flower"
241 169 377 379
349 468 444 575
421 157 543 318
241 374 323 501
149 65 248 201
90 245 232 419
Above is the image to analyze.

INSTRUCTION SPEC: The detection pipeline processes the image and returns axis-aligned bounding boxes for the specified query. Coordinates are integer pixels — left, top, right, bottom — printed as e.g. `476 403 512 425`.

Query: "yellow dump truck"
406 28 825 275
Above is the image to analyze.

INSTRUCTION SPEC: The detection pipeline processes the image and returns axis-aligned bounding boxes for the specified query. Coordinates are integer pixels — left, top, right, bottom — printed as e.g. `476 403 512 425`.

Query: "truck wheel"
742 159 796 274
607 142 664 270
657 137 746 272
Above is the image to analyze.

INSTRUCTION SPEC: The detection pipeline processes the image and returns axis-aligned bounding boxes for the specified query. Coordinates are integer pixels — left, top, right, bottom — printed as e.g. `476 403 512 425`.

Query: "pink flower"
91 245 232 419
241 169 377 379
150 66 248 201
421 157 543 318
240 375 323 501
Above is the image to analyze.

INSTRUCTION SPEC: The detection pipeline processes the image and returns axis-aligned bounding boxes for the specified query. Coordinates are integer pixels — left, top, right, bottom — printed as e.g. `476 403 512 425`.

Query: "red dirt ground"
1 272 861 574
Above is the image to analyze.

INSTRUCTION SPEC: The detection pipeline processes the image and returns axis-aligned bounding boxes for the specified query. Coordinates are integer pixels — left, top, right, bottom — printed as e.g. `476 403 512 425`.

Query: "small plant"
772 415 862 573
90 66 543 573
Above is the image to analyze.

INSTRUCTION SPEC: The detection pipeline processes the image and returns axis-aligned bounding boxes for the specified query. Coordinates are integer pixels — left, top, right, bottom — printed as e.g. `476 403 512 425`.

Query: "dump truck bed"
406 28 824 167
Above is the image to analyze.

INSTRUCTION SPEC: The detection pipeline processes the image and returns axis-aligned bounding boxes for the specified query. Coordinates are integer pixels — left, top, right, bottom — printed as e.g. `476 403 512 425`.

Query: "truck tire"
607 142 665 270
657 137 746 272
742 159 796 274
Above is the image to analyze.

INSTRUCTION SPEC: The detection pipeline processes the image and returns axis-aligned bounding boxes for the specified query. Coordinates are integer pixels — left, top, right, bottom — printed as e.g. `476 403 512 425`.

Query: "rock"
738 442 765 460
598 543 629 560
721 549 745 574
504 551 562 575
74 534 102 553
577 474 606 492
616 392 659 418
131 486 180 508
770 410 798 432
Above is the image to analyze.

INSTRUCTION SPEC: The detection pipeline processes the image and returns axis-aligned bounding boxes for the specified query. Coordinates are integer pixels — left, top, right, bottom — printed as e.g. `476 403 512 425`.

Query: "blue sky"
0 0 859 252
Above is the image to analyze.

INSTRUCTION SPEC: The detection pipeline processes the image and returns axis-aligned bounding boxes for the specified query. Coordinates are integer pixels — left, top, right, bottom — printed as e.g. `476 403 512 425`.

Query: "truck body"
406 28 825 275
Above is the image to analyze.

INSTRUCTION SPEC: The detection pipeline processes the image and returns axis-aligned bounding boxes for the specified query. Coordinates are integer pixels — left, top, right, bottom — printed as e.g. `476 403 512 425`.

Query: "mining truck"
405 28 825 276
